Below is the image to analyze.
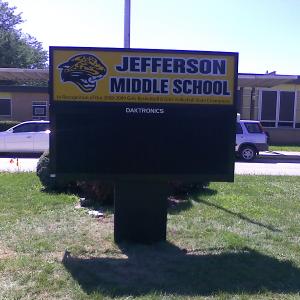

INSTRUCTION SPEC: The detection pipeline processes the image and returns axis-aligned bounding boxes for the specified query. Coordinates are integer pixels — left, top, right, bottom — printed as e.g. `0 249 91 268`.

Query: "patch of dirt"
0 242 16 259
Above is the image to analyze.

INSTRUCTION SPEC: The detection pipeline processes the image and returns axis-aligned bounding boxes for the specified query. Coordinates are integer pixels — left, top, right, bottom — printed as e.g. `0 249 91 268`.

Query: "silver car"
0 121 50 153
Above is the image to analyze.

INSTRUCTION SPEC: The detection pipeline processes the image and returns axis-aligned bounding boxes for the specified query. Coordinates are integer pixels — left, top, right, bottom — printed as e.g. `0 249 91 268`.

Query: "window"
279 91 295 127
13 123 36 133
0 99 11 116
35 123 50 132
260 90 296 128
32 101 47 120
244 122 262 133
12 122 49 133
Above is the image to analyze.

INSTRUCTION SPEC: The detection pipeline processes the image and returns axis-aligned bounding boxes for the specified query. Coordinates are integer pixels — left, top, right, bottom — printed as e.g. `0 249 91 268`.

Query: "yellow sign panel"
51 48 237 105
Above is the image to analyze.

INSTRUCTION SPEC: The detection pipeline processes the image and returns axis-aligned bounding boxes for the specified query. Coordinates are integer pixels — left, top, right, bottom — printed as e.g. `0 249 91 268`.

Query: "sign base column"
114 181 169 244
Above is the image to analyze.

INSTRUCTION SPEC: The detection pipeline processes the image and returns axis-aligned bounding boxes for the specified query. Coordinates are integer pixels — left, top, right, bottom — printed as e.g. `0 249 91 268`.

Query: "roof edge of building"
0 85 48 93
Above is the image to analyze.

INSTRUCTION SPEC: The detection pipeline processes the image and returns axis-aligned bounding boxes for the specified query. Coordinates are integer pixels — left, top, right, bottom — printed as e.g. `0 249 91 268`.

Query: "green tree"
0 0 48 69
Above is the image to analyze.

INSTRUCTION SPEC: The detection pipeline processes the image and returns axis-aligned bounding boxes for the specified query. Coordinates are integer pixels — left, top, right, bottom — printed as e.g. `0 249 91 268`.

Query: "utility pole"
124 0 131 48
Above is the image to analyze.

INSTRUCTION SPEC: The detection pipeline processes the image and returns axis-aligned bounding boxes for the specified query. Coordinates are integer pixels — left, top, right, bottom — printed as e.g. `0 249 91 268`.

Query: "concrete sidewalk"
0 157 38 172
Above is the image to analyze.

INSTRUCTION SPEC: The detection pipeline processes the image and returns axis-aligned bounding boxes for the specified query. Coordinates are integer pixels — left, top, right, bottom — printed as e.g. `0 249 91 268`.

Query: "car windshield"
244 122 263 133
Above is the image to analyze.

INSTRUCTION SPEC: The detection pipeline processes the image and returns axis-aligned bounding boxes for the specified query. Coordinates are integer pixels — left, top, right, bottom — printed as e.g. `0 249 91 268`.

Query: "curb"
259 151 300 161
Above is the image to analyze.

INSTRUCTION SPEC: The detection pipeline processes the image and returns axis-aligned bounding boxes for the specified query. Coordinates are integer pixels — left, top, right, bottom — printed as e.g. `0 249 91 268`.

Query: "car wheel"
239 145 256 161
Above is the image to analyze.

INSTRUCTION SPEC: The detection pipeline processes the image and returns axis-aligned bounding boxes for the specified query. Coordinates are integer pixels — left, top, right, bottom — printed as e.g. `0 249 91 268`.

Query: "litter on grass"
88 210 104 218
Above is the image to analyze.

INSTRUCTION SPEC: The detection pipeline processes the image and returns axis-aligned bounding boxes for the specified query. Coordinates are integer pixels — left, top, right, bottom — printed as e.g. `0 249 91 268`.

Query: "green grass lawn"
0 173 300 299
269 144 300 152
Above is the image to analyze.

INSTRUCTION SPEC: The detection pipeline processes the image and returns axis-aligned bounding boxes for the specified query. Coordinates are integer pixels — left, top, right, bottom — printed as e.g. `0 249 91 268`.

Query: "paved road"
0 152 300 176
235 151 300 176
235 159 300 176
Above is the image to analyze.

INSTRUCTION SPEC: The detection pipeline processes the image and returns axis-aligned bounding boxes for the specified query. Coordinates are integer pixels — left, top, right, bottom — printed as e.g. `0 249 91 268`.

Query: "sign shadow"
196 198 281 232
62 243 300 297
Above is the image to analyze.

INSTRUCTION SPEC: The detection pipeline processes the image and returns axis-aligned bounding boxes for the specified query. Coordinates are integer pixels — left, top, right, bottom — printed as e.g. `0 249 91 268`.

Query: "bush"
77 181 114 205
36 152 206 205
0 120 20 131
36 151 114 204
36 151 77 191
36 151 56 190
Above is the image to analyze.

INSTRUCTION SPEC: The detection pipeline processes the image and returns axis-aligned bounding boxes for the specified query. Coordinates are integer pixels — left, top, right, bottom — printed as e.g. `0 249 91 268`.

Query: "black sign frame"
49 47 238 183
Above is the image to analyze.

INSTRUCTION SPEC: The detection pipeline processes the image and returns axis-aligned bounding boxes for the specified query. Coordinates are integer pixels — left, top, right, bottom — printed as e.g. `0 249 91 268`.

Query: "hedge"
0 120 20 131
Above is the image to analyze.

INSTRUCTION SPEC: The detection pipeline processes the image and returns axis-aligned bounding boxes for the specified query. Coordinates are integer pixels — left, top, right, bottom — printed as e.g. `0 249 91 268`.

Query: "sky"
7 0 300 75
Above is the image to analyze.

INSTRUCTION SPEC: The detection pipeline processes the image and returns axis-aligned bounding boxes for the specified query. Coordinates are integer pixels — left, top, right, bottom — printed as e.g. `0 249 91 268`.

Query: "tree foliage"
0 0 48 69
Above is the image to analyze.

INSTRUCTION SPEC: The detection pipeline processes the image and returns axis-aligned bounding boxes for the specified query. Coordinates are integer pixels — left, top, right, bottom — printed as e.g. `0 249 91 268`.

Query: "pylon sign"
49 47 238 182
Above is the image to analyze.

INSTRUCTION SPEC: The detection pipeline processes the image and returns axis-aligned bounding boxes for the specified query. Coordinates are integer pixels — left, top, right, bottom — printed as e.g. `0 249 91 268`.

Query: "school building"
0 68 299 144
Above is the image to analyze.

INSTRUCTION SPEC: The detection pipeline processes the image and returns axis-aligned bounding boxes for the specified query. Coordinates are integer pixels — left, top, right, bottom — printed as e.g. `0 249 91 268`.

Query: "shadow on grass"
196 198 281 233
168 188 217 214
168 197 193 214
62 243 300 297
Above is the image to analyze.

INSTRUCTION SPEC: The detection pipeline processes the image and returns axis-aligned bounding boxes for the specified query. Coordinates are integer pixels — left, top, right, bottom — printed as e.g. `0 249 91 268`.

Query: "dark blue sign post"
50 47 238 244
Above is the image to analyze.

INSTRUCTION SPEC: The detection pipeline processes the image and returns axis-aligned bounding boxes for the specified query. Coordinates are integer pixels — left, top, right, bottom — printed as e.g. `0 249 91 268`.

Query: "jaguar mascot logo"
58 54 107 93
